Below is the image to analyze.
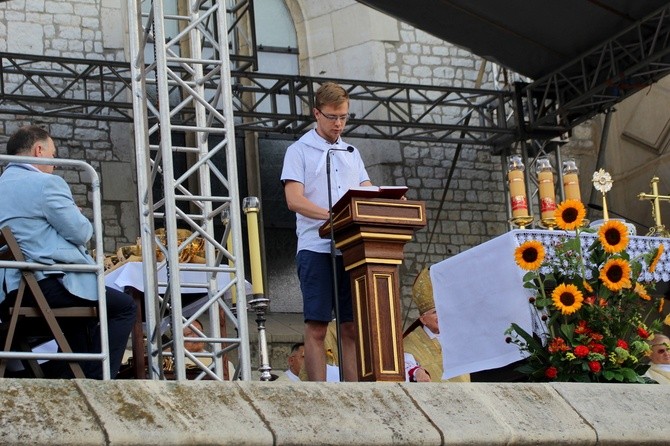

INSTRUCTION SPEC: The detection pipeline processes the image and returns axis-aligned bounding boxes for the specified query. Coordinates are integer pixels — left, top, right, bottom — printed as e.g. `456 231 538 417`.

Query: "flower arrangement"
506 199 668 383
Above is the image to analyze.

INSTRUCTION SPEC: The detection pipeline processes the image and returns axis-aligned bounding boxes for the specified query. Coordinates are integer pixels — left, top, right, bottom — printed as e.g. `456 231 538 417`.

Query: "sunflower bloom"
582 280 593 293
649 244 664 273
552 283 584 315
600 258 632 292
634 282 651 301
664 313 670 326
514 240 545 270
555 199 586 230
598 220 629 253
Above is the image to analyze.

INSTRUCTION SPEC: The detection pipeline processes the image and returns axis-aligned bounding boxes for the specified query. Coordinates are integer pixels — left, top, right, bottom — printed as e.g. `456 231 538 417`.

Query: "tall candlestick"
243 196 263 295
243 197 272 381
562 158 581 201
508 155 528 218
536 157 556 220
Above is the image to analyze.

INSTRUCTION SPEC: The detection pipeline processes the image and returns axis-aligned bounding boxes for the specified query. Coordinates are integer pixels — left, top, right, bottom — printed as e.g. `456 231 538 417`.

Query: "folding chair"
0 226 97 378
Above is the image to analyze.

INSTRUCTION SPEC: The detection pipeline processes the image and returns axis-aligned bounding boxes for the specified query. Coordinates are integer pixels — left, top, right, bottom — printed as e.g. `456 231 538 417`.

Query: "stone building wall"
0 0 138 254
381 24 507 318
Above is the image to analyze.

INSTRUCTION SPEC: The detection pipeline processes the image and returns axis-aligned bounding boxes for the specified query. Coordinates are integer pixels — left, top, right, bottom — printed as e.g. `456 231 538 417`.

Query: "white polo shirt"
281 129 370 253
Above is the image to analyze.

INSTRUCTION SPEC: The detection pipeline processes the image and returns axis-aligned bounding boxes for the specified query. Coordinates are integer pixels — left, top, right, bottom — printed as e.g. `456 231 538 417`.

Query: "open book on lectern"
331 185 408 214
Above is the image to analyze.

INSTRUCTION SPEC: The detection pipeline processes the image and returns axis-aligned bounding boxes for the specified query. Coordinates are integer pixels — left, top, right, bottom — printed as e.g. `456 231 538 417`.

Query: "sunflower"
555 199 586 230
514 240 545 270
598 220 629 253
599 258 632 292
551 283 584 315
649 244 664 273
582 280 593 293
634 282 651 301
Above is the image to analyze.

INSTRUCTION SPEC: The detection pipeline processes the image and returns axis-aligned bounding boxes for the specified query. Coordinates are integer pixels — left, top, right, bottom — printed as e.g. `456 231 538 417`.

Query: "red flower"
548 337 570 354
590 332 604 342
574 345 590 358
545 366 558 379
574 321 590 335
637 327 651 339
616 339 628 350
589 343 606 355
588 361 602 373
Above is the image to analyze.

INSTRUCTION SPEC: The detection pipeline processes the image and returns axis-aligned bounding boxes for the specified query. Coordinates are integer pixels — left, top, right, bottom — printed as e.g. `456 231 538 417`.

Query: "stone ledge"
0 380 668 445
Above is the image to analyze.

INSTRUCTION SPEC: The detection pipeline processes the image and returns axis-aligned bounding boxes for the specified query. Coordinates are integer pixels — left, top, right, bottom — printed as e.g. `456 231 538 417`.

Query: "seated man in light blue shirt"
0 125 136 379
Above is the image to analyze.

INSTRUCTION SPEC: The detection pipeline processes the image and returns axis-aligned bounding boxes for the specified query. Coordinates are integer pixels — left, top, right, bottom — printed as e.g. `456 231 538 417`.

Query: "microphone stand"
325 146 349 382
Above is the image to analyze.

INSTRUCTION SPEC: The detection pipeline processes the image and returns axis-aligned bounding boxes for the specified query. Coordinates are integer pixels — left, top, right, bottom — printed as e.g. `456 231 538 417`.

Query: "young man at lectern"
280 82 372 381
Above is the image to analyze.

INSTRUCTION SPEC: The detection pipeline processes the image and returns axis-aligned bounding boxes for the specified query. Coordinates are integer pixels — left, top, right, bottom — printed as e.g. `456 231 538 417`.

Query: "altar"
431 229 670 380
104 261 251 296
104 262 252 378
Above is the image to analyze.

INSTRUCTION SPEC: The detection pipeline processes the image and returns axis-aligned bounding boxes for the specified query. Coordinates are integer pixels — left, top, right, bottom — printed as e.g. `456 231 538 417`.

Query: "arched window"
254 0 298 73
253 0 299 113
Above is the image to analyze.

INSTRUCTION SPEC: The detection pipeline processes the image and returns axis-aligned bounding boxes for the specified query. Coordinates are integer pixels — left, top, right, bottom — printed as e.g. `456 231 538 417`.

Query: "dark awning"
356 0 670 79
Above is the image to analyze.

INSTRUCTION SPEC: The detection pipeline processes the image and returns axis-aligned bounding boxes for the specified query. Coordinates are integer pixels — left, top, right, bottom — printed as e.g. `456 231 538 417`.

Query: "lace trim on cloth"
513 229 670 283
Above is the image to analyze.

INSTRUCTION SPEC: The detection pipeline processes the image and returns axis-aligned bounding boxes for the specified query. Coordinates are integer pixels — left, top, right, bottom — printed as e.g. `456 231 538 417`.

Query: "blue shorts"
296 250 353 323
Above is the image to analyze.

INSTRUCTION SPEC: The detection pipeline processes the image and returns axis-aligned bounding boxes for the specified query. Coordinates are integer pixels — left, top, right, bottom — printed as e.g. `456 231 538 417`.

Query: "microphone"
587 203 649 229
325 145 354 382
325 145 354 209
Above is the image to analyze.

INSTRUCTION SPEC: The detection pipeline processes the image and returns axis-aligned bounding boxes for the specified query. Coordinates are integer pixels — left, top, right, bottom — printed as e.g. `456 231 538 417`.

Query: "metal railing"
0 155 110 379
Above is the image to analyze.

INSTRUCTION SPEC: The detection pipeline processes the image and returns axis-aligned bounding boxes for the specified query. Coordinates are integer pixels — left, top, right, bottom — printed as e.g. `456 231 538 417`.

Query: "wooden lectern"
320 187 426 381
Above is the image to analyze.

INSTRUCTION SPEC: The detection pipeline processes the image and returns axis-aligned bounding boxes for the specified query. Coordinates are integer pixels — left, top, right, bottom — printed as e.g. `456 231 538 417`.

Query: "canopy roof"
357 0 670 79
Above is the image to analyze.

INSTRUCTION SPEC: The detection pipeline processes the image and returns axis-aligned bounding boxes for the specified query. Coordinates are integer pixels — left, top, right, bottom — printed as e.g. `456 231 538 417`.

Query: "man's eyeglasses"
316 107 351 122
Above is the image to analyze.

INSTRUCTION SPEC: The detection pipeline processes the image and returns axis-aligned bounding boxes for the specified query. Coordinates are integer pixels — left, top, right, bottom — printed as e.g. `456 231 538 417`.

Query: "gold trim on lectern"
335 232 413 249
374 273 400 374
345 258 402 271
355 200 425 222
354 275 372 379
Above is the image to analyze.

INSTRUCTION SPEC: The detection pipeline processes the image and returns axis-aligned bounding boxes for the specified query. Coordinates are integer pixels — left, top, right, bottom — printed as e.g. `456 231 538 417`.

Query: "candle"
536 157 556 220
508 155 528 218
243 197 264 295
562 158 581 201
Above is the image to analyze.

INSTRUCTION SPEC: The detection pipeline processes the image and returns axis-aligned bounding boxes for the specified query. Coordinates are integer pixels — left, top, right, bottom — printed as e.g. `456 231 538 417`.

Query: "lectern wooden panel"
320 191 426 381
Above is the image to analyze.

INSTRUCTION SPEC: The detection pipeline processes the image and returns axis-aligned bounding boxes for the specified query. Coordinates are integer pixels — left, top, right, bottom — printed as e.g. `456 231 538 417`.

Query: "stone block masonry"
1 379 668 445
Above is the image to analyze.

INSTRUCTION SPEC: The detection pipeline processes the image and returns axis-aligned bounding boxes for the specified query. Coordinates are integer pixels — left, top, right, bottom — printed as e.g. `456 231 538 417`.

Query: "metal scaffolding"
126 0 250 381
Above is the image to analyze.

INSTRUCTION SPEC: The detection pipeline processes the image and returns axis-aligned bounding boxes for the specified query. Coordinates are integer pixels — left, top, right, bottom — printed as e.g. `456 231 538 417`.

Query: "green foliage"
508 225 665 383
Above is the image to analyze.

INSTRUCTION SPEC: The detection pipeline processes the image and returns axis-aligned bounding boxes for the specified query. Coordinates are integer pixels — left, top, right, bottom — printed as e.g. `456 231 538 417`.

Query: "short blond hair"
315 82 349 109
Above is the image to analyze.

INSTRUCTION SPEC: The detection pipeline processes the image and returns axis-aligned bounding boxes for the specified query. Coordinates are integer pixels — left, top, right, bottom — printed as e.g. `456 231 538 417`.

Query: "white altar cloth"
104 261 251 296
431 231 532 379
432 229 670 380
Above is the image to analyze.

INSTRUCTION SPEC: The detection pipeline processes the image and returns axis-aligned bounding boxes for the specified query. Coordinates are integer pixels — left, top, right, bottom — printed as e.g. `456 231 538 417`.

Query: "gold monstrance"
637 176 670 238
592 169 613 221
